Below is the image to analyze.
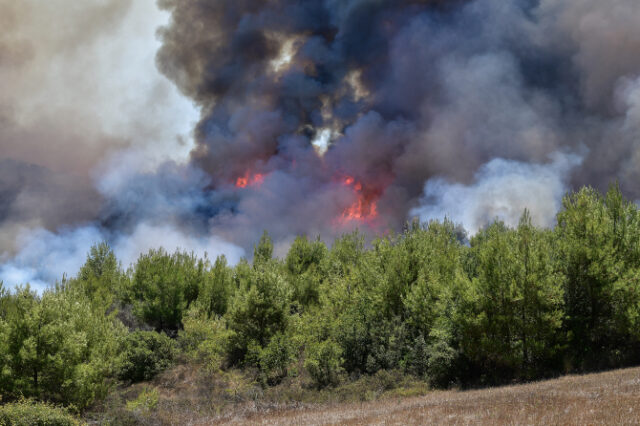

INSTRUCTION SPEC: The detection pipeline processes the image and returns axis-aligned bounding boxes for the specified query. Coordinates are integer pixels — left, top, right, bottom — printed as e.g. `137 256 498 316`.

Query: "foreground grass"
89 366 640 424
238 367 640 425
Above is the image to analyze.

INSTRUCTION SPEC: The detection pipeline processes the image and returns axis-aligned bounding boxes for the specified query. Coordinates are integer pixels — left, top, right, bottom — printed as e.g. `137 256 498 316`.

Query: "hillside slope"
228 367 640 425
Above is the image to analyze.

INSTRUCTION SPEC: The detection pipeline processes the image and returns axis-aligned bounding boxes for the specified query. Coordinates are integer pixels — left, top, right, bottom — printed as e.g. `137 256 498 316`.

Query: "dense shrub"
178 308 232 371
115 331 175 383
0 400 81 426
304 339 344 387
197 256 234 317
285 236 327 307
257 332 294 385
0 286 124 409
226 265 290 365
126 249 206 332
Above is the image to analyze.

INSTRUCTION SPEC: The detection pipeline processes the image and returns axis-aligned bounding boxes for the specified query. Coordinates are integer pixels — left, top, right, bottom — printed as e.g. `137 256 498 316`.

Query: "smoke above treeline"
1 0 640 290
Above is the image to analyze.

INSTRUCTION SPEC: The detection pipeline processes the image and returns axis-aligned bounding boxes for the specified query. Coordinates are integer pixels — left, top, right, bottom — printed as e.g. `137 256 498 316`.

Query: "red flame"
235 172 265 188
339 175 379 224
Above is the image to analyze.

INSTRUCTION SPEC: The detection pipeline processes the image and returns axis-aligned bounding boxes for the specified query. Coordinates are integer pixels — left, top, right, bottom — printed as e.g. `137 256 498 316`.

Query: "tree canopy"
2 184 640 412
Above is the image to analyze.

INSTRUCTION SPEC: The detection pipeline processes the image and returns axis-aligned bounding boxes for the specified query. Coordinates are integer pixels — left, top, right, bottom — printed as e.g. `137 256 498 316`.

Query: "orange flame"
339 175 379 223
235 172 265 188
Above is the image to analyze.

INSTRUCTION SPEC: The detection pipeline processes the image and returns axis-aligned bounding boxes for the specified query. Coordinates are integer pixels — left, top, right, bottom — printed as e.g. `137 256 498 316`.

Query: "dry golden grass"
224 367 640 425
92 366 640 425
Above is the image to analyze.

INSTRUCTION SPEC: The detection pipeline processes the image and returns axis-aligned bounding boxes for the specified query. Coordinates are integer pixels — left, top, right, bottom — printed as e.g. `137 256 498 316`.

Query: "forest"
2 184 640 422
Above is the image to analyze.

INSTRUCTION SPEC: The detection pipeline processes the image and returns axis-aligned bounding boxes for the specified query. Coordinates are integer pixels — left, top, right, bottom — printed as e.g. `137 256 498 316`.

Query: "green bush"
285 236 327 307
198 256 234 317
115 331 175 383
0 400 81 426
178 308 231 371
0 286 125 409
126 249 206 332
304 339 343 388
258 332 294 385
226 266 290 365
126 387 159 412
424 338 457 387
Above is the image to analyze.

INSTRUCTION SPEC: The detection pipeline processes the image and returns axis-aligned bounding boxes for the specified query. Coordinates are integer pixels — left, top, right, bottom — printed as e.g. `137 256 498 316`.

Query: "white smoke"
0 223 244 293
113 222 245 270
411 151 583 234
0 227 104 293
0 0 199 174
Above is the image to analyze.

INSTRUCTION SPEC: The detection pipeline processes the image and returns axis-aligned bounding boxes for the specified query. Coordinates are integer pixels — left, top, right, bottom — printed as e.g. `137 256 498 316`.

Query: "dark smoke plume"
154 0 640 243
2 0 640 289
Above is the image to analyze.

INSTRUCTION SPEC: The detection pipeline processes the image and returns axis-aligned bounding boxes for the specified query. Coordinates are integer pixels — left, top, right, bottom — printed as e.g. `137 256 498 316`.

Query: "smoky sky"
154 0 640 238
2 0 640 289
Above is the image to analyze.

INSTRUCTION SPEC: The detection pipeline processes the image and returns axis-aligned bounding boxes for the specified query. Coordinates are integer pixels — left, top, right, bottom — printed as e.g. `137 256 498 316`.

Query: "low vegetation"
2 184 640 424
0 400 81 426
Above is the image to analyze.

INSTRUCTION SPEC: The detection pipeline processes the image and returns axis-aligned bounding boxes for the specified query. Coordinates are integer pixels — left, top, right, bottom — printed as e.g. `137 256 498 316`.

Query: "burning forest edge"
2 184 640 424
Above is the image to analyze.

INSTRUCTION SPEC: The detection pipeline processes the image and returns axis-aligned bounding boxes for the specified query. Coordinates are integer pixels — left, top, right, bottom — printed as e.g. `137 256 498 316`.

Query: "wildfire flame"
339 175 379 223
235 172 265 188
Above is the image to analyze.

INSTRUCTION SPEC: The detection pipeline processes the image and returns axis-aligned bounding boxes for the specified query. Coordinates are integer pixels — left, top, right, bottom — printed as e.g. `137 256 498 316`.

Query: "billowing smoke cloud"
0 0 241 289
2 0 640 289
152 0 640 238
0 159 101 253
0 0 198 174
411 151 582 234
0 0 199 254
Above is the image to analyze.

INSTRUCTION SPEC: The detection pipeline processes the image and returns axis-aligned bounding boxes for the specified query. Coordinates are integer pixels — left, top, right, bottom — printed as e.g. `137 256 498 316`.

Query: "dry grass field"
220 367 640 425
97 366 640 424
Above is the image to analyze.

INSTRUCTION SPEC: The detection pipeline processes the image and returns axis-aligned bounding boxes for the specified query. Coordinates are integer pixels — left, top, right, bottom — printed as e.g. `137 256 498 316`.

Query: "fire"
235 172 265 188
339 175 379 223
